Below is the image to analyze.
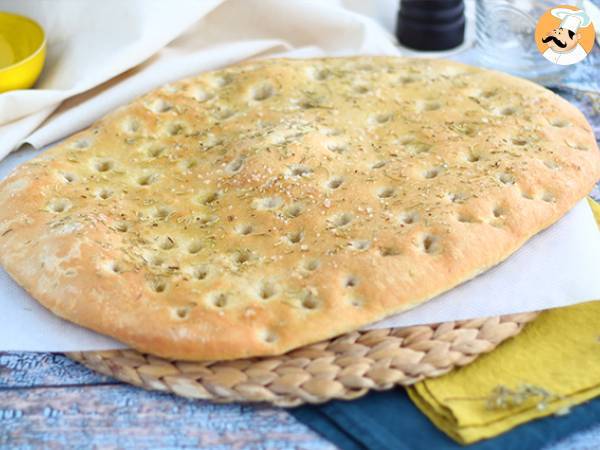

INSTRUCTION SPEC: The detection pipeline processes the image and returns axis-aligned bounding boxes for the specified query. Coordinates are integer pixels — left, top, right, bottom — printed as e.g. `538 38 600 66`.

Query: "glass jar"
475 0 583 83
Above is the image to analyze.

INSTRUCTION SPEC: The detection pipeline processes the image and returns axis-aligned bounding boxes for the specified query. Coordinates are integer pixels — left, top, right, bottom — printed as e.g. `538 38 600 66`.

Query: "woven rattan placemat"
67 312 537 407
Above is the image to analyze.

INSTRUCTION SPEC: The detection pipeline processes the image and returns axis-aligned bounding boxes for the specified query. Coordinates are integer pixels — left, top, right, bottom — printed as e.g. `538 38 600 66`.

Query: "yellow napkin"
407 198 600 445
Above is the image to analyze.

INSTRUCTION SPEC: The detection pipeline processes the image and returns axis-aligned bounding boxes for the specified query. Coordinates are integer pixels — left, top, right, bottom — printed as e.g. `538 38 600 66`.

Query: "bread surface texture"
1 57 598 360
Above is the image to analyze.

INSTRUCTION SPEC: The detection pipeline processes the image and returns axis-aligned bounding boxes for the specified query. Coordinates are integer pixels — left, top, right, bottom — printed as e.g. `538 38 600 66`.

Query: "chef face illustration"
542 26 580 53
536 6 594 66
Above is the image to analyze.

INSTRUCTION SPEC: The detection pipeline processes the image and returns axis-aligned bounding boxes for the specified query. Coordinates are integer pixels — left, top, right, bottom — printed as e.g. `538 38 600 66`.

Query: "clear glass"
475 0 583 83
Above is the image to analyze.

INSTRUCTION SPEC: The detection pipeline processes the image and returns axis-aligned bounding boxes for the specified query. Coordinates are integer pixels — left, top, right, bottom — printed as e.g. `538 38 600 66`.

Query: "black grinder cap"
396 0 465 51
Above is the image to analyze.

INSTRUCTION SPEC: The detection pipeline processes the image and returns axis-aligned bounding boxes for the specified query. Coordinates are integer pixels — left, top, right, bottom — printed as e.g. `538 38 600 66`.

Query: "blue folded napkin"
291 389 600 450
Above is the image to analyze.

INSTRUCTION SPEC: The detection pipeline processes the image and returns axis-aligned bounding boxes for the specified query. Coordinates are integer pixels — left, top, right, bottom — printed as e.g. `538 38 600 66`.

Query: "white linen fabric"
0 0 398 160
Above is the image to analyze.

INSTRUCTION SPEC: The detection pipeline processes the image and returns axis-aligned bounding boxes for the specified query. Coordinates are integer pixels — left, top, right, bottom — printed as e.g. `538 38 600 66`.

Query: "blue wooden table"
0 352 333 449
2 349 600 449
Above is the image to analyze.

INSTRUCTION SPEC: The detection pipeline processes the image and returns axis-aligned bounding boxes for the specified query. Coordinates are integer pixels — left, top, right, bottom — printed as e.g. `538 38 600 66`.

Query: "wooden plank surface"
0 352 109 387
0 352 334 449
2 351 600 449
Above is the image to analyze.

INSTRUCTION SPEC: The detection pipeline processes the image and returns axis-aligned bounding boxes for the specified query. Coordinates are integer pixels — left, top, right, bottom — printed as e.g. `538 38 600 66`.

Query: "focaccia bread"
0 57 598 361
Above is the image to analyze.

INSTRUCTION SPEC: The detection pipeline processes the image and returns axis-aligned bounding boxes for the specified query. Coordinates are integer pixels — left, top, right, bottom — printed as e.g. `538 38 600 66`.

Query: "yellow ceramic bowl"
0 11 46 93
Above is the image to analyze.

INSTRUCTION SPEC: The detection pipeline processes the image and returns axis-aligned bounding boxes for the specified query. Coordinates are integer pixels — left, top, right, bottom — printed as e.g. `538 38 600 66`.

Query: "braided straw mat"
67 311 537 406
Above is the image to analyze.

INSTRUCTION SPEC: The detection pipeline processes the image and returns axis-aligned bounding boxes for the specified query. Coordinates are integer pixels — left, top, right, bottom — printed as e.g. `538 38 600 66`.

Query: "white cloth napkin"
0 0 398 160
0 0 599 352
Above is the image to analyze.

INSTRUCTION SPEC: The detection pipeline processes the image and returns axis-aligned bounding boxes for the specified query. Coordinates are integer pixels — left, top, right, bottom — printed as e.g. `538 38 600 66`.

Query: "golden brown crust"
1 57 598 361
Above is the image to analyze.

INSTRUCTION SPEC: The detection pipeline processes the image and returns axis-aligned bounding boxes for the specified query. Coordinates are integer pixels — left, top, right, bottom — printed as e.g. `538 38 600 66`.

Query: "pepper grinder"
396 0 465 51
